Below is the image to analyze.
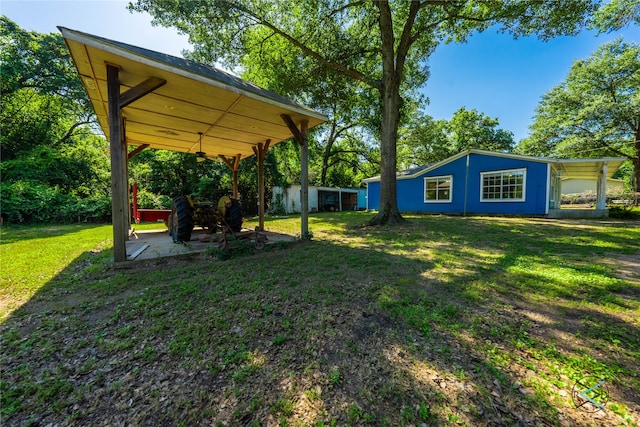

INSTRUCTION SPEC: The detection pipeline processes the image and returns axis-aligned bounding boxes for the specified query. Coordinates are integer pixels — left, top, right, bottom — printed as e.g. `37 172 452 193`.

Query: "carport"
548 158 626 218
59 27 327 262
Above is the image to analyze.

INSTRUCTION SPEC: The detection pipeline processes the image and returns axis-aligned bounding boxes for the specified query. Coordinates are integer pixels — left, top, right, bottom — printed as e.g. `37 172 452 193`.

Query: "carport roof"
59 27 327 159
554 158 626 179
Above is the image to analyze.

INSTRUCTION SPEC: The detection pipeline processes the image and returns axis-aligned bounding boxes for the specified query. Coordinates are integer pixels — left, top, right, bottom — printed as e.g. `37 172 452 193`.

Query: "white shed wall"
561 178 624 194
273 185 362 213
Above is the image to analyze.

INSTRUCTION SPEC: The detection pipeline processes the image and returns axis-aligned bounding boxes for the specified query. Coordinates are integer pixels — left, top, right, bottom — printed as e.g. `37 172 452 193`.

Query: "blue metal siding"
398 155 468 212
366 152 550 215
357 188 367 210
366 181 380 210
465 154 548 215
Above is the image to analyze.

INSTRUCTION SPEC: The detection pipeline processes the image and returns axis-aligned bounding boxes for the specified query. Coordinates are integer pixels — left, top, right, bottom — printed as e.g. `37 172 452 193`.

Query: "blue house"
363 150 626 218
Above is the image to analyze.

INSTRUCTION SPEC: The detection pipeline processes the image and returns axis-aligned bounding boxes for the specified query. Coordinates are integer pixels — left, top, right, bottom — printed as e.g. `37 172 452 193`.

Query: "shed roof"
59 27 327 159
362 149 626 183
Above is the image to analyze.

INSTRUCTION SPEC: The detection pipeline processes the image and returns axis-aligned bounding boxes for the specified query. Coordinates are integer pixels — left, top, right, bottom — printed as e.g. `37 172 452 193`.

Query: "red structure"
132 183 171 225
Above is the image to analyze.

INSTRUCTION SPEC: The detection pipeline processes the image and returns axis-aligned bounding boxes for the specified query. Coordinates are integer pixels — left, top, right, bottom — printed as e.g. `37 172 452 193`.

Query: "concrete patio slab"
125 228 295 261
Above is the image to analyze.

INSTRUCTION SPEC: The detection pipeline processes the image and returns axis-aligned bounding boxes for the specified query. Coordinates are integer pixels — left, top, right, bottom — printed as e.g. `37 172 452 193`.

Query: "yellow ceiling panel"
59 27 327 160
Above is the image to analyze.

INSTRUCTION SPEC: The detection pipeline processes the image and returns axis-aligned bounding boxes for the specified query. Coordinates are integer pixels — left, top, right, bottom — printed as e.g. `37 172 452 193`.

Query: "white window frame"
480 168 526 202
424 175 453 203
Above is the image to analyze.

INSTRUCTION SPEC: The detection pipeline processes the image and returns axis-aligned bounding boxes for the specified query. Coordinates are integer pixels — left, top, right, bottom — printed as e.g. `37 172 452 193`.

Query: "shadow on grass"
0 223 108 245
1 216 639 426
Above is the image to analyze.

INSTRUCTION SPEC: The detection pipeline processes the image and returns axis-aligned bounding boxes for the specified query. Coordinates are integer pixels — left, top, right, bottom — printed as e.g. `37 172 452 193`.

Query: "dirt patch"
603 251 640 284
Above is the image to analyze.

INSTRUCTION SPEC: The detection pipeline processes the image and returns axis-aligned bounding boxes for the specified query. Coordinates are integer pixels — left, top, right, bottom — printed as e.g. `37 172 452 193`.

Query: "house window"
424 175 452 203
481 169 526 202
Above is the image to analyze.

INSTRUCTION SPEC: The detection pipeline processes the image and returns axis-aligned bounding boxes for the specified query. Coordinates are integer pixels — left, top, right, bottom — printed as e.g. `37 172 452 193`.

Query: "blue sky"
3 1 638 142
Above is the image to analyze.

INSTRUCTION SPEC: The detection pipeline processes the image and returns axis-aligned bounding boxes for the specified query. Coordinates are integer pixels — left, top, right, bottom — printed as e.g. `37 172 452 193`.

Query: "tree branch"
376 1 396 76
56 120 93 146
226 1 379 89
396 0 422 74
327 1 367 19
573 123 631 158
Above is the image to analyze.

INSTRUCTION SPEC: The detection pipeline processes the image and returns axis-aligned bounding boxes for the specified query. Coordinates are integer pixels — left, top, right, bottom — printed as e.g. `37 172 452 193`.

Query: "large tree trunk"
368 79 404 225
368 0 406 226
632 124 640 205
633 156 640 203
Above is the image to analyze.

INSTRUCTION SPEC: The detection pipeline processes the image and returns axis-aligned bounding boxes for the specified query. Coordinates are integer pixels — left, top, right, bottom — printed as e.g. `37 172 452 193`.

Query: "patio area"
125 228 296 261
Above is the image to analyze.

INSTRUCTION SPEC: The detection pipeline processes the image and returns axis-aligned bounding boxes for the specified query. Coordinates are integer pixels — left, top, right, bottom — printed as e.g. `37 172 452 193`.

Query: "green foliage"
0 17 86 100
129 148 284 215
590 0 640 32
0 17 93 160
237 151 285 215
0 180 111 224
608 205 640 219
66 195 113 223
328 366 341 386
269 192 287 216
1 181 73 223
398 115 450 167
130 0 598 223
2 139 109 194
517 39 640 189
134 188 171 210
0 19 113 224
446 107 515 153
129 149 205 197
398 107 514 168
297 230 314 241
193 24 382 189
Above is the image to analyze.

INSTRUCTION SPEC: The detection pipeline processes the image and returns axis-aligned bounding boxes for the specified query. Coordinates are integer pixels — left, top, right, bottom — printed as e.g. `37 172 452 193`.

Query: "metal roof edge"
58 27 328 123
361 150 628 183
550 157 627 164
466 149 555 163
363 150 472 183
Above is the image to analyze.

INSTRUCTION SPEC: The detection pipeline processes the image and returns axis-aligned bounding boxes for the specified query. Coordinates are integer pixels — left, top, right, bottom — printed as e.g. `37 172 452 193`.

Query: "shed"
363 149 626 218
59 27 327 262
272 186 366 213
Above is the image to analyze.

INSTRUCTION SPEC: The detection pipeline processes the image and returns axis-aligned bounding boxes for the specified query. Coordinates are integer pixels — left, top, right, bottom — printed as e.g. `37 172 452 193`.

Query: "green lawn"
1 213 639 426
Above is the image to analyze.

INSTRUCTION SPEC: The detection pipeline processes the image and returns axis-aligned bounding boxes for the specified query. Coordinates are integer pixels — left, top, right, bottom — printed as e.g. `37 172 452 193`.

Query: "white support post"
555 170 562 209
596 163 608 210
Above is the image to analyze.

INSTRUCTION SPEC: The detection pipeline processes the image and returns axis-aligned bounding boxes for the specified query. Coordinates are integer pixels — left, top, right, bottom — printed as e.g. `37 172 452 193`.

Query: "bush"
1 180 111 224
1 180 70 223
608 205 640 219
66 195 112 223
269 192 287 216
135 189 170 209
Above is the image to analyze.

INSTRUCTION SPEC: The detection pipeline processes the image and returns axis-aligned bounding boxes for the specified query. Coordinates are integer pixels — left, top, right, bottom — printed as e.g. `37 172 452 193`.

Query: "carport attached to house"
59 27 327 262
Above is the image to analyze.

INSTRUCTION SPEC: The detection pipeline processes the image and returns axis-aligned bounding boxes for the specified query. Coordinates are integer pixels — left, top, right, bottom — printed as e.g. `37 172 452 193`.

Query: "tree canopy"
517 38 640 191
0 16 94 160
130 0 600 225
398 107 514 169
219 27 384 188
0 18 272 223
590 0 640 32
0 17 114 223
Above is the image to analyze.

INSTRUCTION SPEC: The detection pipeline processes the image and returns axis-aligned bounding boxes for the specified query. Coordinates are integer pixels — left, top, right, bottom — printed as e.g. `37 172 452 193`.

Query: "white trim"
480 168 527 202
424 175 453 203
545 163 550 214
